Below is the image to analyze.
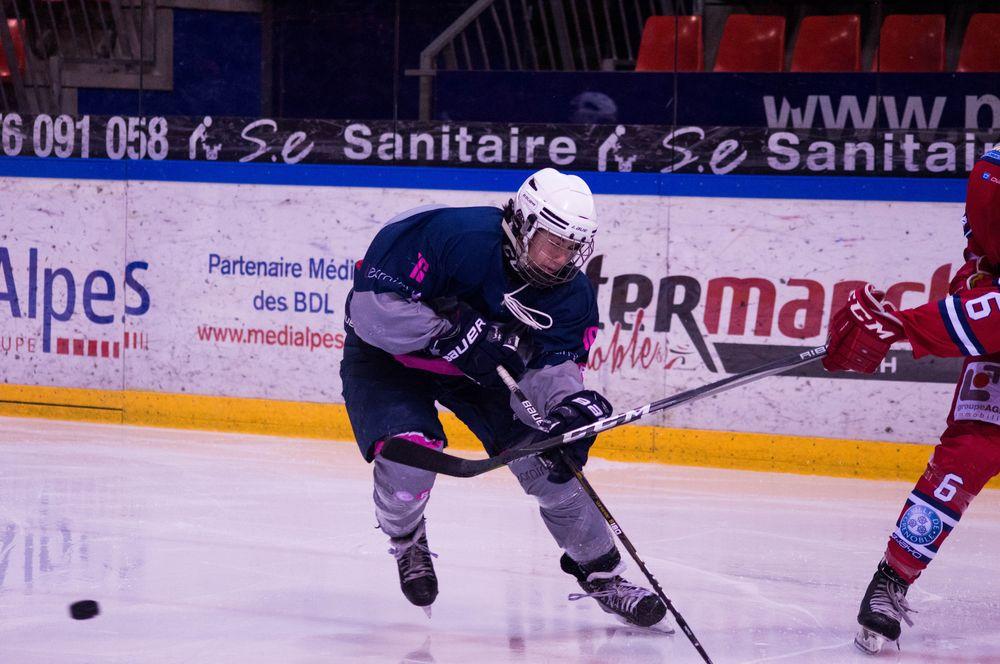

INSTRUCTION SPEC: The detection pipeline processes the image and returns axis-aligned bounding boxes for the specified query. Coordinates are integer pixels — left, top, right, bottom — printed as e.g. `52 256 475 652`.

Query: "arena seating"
873 14 945 72
713 14 786 72
790 15 861 72
631 11 991 74
957 13 1000 72
634 16 703 72
0 19 27 79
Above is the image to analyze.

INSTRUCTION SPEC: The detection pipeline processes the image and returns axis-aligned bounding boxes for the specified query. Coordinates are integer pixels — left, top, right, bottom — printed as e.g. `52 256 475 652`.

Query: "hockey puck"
69 600 100 620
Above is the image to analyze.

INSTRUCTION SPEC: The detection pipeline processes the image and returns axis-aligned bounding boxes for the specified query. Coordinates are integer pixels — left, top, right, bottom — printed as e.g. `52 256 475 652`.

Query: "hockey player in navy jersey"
823 149 1000 654
340 168 667 627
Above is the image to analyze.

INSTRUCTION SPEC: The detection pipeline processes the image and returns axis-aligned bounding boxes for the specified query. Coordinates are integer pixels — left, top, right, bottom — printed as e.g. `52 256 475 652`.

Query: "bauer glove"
540 390 613 484
428 302 525 389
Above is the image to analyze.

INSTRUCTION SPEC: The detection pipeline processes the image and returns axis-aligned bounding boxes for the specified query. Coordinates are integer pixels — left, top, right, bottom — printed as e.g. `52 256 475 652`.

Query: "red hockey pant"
885 422 1000 583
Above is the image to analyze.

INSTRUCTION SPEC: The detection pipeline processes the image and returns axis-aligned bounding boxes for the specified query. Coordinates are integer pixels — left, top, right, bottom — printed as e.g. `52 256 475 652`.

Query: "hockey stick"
380 344 827 477
495 367 714 664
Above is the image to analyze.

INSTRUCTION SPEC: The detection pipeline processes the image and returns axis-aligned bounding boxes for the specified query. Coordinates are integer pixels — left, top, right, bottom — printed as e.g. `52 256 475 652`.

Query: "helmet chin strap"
503 283 553 330
500 201 554 330
500 213 521 258
500 211 534 282
499 204 556 330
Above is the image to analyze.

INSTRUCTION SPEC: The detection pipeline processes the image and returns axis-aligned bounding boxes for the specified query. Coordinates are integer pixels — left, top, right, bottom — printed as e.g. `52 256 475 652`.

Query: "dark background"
64 0 997 126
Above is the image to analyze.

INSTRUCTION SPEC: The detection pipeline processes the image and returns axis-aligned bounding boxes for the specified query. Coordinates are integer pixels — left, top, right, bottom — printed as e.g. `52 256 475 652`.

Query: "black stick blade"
379 438 488 477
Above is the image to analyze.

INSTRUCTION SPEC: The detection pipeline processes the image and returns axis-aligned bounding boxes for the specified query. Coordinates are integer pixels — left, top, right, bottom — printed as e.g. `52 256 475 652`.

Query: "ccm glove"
823 284 905 374
540 390 613 484
428 302 525 388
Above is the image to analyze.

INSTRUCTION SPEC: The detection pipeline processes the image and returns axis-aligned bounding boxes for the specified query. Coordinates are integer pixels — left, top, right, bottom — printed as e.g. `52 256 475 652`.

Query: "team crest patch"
899 504 942 546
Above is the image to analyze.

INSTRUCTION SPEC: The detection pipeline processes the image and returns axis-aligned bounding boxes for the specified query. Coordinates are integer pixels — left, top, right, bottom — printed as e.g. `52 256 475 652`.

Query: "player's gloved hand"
951 255 996 293
823 284 905 374
539 390 613 484
428 302 525 388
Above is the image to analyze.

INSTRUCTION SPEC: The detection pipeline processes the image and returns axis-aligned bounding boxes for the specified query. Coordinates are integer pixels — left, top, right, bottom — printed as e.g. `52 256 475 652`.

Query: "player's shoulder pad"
436 204 502 241
420 207 504 252
428 206 504 231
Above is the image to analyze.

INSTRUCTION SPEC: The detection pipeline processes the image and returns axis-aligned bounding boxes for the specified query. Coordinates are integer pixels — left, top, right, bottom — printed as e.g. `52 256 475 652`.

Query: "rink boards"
0 160 986 484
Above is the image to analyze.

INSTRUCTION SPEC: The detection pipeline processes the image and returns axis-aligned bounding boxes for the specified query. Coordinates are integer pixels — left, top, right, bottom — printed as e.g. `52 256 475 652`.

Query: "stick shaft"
561 454 714 663
380 345 827 477
497 367 714 664
513 344 826 456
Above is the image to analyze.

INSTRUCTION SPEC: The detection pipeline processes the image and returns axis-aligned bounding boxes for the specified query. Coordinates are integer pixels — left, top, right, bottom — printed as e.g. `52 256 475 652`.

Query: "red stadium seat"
790 15 860 72
713 15 786 72
874 14 945 72
957 14 1000 72
0 19 26 79
635 16 703 72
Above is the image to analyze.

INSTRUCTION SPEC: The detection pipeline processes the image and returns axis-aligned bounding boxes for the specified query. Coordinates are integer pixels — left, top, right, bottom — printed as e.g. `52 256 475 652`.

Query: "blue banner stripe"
939 299 970 356
0 156 969 203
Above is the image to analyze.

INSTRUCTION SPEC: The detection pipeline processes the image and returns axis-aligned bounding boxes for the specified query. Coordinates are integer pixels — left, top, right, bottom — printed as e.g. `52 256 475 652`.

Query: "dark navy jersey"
351 205 598 369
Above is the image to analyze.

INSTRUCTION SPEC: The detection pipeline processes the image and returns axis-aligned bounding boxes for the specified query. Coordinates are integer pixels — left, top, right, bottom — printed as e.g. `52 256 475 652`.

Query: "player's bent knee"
509 456 583 508
373 432 444 505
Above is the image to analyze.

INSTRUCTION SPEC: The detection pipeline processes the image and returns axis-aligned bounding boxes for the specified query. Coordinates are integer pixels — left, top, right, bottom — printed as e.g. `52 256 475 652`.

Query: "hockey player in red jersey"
823 148 1000 654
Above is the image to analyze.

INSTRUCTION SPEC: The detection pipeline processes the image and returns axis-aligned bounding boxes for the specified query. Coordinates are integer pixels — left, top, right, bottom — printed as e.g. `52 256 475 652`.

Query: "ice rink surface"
1 417 998 664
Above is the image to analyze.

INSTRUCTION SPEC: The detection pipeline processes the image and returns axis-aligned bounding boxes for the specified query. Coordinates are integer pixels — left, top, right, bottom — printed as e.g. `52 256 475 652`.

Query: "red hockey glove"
823 284 906 374
951 255 996 294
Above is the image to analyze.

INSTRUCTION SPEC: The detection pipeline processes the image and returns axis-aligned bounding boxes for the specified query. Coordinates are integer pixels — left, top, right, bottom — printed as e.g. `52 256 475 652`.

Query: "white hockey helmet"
503 168 598 287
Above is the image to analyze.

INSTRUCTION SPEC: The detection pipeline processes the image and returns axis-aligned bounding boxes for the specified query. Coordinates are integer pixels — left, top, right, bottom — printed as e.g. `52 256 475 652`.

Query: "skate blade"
421 605 432 619
613 615 675 635
854 627 891 655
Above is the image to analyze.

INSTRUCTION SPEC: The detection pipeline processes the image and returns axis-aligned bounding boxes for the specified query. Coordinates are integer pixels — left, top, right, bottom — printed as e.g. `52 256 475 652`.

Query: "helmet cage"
508 202 594 288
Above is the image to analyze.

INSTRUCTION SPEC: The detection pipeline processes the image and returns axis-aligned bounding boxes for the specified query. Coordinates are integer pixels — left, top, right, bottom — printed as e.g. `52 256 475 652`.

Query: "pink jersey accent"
393 353 464 376
373 432 444 457
409 252 430 283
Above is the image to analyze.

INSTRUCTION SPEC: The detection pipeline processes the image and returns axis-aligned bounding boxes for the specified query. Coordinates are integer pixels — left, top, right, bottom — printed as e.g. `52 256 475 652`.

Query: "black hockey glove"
428 302 525 389
540 390 613 484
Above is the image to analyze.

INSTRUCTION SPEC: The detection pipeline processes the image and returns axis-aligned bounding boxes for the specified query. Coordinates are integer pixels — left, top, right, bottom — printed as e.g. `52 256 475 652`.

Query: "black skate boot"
387 519 438 616
854 559 915 654
561 548 667 628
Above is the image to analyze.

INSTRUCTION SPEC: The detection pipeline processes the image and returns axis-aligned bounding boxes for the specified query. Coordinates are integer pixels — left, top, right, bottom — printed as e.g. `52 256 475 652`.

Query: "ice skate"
388 518 438 615
562 549 668 628
854 560 914 654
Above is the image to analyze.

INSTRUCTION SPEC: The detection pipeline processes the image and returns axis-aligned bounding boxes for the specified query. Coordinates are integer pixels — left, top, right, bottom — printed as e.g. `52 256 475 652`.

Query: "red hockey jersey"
897 149 1000 359
894 148 1000 426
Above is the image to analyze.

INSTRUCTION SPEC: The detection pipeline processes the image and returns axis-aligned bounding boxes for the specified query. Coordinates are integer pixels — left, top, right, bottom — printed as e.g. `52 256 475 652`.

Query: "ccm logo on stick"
562 404 652 441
